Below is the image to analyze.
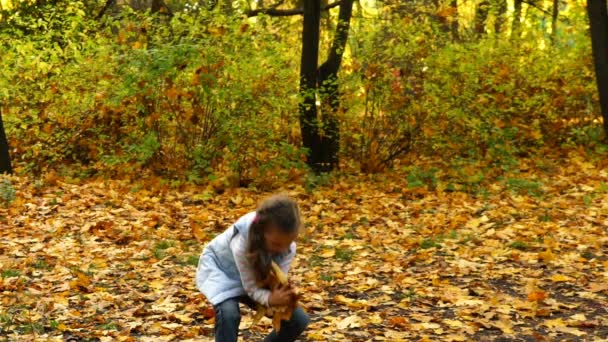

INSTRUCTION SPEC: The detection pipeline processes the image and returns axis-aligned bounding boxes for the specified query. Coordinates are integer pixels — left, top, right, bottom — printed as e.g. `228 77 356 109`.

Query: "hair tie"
253 214 259 223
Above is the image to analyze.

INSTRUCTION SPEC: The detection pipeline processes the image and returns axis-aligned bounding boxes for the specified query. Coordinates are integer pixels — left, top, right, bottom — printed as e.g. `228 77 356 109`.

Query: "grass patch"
581 251 597 260
396 288 419 301
304 172 332 193
153 240 175 259
19 322 44 334
309 255 324 267
99 322 118 330
405 166 438 190
420 238 442 249
1 269 21 278
343 232 356 239
31 259 53 271
509 241 529 250
335 248 354 262
583 194 594 207
538 210 551 222
505 178 543 196
458 233 479 245
175 254 200 267
186 255 200 266
0 178 16 207
320 273 334 282
0 309 44 335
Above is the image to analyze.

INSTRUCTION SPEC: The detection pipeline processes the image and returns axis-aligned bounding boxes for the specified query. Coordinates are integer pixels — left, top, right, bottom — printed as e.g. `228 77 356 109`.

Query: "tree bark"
151 0 173 16
0 107 13 174
219 0 233 15
97 0 116 19
316 0 354 172
587 0 608 136
450 0 459 41
299 0 323 171
493 0 507 34
474 0 490 36
511 0 523 39
254 0 350 172
551 0 559 42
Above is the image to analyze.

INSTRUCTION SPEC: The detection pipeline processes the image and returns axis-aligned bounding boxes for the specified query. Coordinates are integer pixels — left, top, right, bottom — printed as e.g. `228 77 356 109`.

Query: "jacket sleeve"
278 242 296 276
230 234 271 306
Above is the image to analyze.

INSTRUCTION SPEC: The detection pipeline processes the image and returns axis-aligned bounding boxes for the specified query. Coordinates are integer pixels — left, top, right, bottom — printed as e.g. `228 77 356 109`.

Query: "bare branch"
247 1 341 17
521 0 551 16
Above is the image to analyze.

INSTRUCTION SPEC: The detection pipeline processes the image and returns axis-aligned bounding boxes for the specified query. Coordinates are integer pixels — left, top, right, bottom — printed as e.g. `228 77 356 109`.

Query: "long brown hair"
247 194 301 283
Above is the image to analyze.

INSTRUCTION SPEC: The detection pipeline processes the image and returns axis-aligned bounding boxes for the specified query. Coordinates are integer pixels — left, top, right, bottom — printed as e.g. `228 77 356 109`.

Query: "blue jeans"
213 296 310 342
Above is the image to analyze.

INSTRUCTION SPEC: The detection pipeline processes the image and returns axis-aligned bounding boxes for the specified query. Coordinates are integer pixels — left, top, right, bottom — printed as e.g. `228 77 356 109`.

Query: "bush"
1 5 306 186
341 4 597 174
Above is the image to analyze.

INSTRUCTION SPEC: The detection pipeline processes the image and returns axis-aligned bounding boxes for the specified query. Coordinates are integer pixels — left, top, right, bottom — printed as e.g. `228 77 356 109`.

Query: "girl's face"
264 224 297 255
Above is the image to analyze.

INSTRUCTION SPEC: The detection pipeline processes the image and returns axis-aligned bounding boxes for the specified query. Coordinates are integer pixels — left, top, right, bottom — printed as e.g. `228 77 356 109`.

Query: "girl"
196 194 310 342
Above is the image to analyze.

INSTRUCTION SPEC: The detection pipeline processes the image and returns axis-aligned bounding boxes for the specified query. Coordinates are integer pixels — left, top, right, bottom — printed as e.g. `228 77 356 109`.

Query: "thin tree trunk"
299 0 323 171
587 0 608 136
551 0 559 42
474 0 490 36
511 0 523 39
151 0 161 12
317 0 354 172
97 0 116 19
220 0 233 15
0 107 13 174
151 0 173 16
493 0 507 34
450 0 459 41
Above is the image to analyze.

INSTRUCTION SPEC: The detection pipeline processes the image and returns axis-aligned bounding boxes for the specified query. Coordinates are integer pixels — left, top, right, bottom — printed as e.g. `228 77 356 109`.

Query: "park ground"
1 150 607 341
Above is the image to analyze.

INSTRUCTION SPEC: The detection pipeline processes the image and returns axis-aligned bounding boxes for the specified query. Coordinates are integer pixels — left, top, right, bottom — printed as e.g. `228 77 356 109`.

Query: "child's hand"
268 284 294 307
288 280 298 291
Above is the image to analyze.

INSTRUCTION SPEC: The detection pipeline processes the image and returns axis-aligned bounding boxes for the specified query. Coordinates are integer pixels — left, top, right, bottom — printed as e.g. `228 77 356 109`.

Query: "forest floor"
1 150 607 341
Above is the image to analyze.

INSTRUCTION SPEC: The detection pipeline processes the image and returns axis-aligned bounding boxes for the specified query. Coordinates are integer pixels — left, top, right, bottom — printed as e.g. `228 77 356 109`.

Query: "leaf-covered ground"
1 152 607 341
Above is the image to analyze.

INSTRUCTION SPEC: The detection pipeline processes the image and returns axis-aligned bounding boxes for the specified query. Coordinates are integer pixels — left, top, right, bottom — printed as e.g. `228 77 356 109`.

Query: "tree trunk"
151 0 173 16
151 0 161 12
97 0 116 19
316 0 354 172
220 0 233 15
493 0 507 34
474 0 490 36
0 107 13 174
587 0 608 136
551 0 559 42
299 0 323 172
450 0 459 41
511 0 522 39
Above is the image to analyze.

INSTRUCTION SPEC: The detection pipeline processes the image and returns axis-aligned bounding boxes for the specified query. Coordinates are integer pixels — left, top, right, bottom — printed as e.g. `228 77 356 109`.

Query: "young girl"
196 194 309 342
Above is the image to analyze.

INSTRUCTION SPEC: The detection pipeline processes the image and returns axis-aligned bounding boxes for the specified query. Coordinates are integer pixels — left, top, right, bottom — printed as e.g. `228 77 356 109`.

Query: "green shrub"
0 178 16 207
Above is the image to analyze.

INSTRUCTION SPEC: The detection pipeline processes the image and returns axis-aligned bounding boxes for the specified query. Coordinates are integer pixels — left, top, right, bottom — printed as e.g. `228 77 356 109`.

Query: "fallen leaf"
337 315 362 329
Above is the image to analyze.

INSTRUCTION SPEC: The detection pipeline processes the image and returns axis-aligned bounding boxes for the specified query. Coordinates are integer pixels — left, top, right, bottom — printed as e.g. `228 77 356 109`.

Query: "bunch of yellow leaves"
252 261 300 332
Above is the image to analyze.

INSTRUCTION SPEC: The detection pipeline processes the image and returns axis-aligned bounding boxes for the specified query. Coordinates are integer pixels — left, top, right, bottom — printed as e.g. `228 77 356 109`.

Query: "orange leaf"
191 221 208 242
389 316 409 329
527 291 547 302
